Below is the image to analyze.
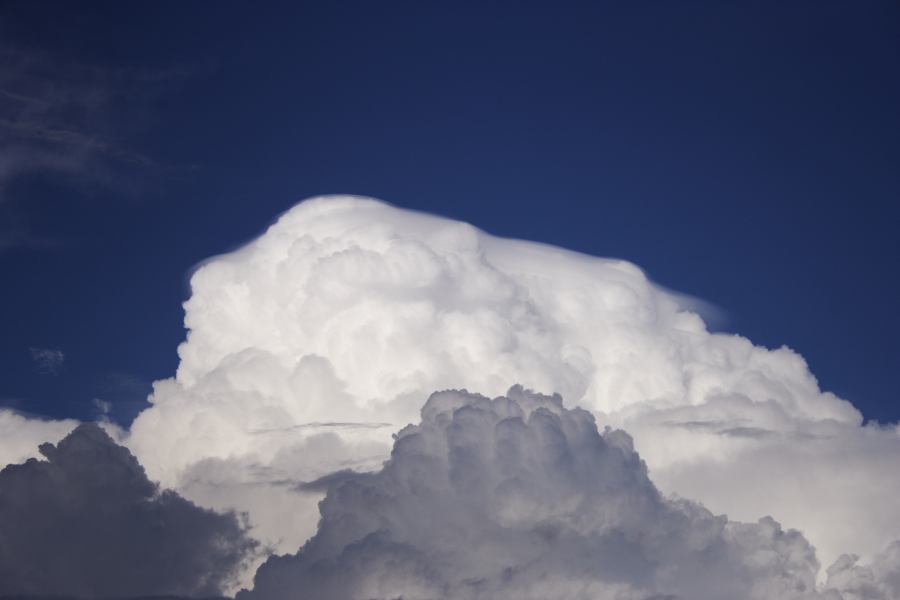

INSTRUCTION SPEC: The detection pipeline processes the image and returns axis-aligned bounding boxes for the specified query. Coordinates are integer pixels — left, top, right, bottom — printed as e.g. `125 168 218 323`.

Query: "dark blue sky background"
1 1 897 425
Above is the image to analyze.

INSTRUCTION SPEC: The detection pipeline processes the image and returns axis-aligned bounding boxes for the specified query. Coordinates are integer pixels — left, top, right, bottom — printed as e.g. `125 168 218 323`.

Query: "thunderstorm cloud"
123 196 900 574
1 196 898 597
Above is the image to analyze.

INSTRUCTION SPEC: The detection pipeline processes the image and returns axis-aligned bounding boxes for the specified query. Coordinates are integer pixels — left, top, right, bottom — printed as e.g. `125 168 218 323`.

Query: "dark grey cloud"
241 386 850 600
0 423 257 598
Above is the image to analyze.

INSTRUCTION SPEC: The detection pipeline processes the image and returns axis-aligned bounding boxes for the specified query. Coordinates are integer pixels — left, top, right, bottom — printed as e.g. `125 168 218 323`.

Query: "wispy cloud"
0 44 157 199
0 39 199 250
248 421 394 435
0 227 60 252
92 397 112 417
29 347 64 375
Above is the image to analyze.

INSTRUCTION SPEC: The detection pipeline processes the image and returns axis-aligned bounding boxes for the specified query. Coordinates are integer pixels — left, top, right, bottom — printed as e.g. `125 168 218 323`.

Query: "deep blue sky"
1 1 897 425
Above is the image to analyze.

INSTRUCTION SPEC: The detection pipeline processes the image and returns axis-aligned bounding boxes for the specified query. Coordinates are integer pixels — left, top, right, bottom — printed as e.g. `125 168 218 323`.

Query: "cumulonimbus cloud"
2 195 898 595
0 423 257 597
119 196 900 575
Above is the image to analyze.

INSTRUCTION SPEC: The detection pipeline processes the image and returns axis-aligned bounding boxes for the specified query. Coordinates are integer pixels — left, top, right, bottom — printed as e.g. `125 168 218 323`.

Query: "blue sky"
1 0 898 425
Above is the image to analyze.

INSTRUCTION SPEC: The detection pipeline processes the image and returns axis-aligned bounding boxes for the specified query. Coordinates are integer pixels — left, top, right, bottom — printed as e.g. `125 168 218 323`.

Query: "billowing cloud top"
242 387 899 600
125 196 899 571
159 195 858 429
0 423 257 597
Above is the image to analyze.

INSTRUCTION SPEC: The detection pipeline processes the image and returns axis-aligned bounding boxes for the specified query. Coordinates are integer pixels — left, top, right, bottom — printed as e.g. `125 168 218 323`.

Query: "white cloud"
241 387 883 599
0 408 77 466
122 196 899 577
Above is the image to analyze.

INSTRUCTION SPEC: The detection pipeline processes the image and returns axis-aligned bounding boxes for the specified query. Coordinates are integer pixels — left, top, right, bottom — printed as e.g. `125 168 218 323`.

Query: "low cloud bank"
0 423 256 598
242 387 899 600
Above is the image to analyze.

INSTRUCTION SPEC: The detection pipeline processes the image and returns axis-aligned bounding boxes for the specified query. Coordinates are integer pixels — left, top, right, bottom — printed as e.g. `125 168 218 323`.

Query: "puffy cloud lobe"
241 387 833 600
825 542 900 600
0 423 256 597
125 196 900 571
